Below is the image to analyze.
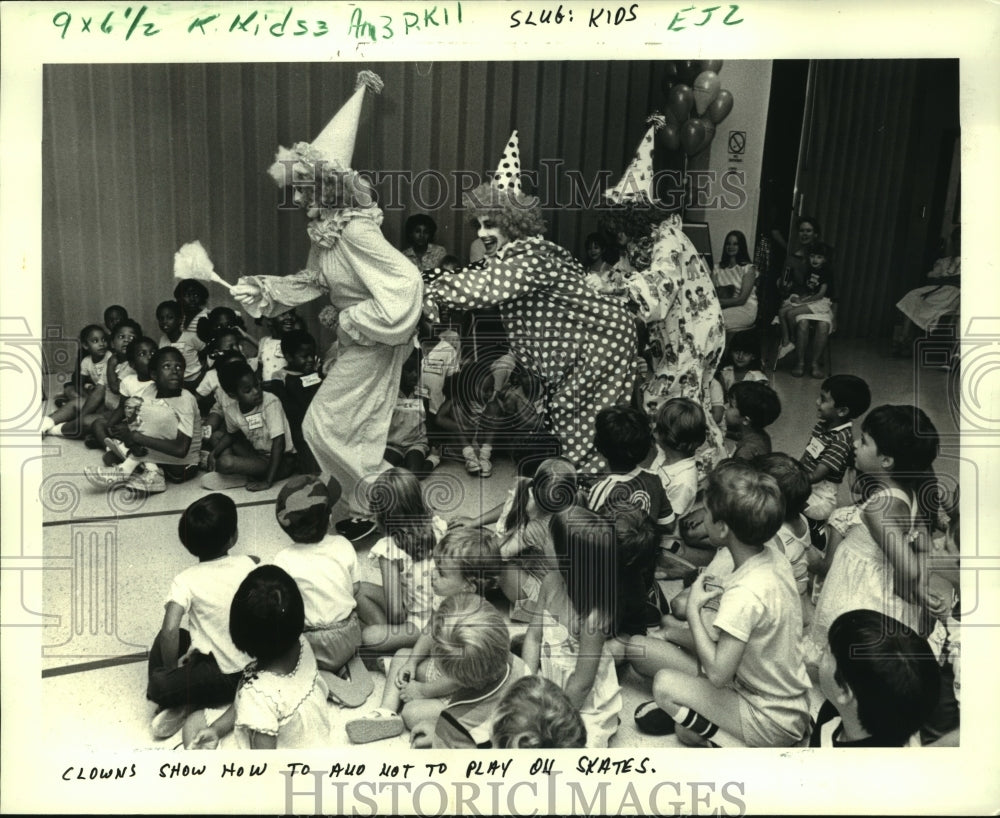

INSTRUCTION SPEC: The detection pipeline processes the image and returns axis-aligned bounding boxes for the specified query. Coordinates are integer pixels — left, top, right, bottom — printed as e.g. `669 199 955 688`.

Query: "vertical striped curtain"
793 60 919 338
42 61 673 353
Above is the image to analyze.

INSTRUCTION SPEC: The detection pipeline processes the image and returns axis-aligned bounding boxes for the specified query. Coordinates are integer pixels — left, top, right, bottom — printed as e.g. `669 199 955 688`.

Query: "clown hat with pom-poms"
604 114 666 204
268 70 384 186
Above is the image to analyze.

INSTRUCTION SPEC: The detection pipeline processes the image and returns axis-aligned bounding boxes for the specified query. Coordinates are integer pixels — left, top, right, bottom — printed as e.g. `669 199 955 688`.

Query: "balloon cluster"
660 60 734 157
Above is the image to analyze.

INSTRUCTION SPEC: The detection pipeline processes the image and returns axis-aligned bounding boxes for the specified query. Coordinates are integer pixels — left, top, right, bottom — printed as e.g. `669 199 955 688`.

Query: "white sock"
479 444 493 460
51 423 68 436
119 456 141 477
462 445 477 460
40 416 55 435
426 453 441 469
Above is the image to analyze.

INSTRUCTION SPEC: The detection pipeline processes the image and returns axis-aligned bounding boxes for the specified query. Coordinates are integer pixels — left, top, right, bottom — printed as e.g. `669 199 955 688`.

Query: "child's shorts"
804 479 838 521
735 686 811 748
305 612 363 672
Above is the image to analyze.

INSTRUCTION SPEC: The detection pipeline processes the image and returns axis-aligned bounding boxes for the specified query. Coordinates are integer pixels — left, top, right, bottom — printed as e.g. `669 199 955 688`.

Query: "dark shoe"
84 435 104 449
634 700 677 736
336 517 378 542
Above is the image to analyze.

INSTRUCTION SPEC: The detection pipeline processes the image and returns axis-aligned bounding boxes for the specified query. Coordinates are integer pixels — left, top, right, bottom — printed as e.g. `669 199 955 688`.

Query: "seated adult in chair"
712 230 759 336
781 242 837 379
893 227 960 357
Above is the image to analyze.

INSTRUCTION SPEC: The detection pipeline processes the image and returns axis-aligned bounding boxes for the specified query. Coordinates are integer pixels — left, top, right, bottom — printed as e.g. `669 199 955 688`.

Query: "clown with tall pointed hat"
231 71 423 533
599 117 726 473
423 130 636 479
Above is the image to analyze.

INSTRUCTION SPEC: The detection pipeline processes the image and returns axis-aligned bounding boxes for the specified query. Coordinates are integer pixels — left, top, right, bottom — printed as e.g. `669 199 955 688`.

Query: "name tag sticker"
301 373 321 388
805 436 825 459
246 412 264 430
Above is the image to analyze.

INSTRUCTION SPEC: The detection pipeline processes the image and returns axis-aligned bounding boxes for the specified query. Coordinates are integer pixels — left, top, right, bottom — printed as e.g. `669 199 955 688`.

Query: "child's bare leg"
360 622 421 655
401 697 446 731
627 634 700 679
355 582 386 626
378 648 413 713
652 669 746 743
214 439 268 478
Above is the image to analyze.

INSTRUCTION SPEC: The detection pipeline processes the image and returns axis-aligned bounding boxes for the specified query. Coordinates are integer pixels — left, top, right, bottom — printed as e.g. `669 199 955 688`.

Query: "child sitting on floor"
156 300 205 390
42 319 142 439
632 459 811 748
257 308 304 383
58 323 111 407
266 329 324 475
84 346 201 492
523 507 625 748
203 359 297 492
490 675 588 749
812 609 940 747
145 493 258 741
271 475 373 708
356 468 449 656
384 349 438 479
722 380 781 461
709 329 768 426
409 594 530 749
345 527 501 744
586 405 674 533
799 374 871 543
186 565 332 749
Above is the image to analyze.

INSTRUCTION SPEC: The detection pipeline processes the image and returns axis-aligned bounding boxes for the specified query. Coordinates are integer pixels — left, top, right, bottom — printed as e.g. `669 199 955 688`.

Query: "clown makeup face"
476 218 509 256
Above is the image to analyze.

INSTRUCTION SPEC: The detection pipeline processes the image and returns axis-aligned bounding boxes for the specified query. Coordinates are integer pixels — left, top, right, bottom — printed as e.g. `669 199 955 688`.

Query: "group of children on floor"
42 282 373 494
143 357 959 750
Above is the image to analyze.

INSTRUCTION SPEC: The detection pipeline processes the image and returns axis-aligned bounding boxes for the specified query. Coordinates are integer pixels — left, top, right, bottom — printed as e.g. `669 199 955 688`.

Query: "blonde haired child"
409 594 529 749
346 527 500 743
491 674 587 749
356 467 448 656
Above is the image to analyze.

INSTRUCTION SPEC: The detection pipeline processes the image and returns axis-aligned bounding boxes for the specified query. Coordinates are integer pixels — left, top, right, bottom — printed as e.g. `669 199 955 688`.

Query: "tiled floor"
37 337 958 752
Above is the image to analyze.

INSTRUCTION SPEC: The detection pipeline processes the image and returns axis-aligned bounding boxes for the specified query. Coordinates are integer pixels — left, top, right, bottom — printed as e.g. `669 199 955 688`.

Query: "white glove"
230 281 261 306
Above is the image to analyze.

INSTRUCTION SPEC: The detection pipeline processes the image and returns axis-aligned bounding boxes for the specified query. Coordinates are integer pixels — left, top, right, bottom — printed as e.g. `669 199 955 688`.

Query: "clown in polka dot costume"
423 137 636 473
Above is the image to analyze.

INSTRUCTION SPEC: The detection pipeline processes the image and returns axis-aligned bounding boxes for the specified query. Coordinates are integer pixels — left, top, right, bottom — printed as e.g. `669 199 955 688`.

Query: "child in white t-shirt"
203 359 296 492
271 475 373 708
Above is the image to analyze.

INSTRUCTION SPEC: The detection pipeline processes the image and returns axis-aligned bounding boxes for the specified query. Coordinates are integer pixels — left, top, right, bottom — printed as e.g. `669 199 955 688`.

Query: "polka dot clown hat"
605 114 666 205
492 130 523 193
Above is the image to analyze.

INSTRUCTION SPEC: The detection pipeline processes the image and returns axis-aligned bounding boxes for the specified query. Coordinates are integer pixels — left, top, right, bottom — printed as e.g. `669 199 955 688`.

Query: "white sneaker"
151 705 188 739
84 465 130 488
478 456 493 478
777 342 796 360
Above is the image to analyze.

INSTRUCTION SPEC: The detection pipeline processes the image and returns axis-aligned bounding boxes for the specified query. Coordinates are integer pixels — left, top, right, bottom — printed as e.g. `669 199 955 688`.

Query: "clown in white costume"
232 72 423 521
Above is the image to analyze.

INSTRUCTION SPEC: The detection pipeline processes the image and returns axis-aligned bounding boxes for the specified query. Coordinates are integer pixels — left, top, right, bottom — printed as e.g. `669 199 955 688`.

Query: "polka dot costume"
424 235 636 472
